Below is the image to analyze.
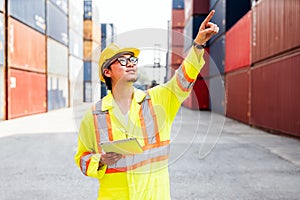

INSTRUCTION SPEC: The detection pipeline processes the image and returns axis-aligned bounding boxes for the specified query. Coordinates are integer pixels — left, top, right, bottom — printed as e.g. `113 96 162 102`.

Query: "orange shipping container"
8 69 46 119
84 40 100 62
83 19 101 43
8 17 46 73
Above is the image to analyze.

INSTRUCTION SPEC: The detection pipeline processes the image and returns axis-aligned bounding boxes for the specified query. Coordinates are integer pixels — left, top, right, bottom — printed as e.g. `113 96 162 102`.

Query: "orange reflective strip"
128 155 169 171
92 105 101 153
148 99 160 143
106 167 127 174
182 63 195 83
139 107 149 145
142 140 170 151
80 151 92 175
106 112 113 141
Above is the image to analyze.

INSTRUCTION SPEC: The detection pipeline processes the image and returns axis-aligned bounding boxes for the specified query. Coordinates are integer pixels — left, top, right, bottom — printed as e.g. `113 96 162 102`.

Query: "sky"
95 0 172 83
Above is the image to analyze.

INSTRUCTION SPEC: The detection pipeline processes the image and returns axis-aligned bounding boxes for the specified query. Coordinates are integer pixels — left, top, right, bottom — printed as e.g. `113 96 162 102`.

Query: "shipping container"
0 0 3 12
47 38 68 76
101 23 114 40
184 0 209 22
209 35 225 77
47 1 68 46
183 78 209 110
183 15 207 53
252 0 300 64
83 61 92 81
8 0 46 34
83 19 101 43
171 46 184 65
172 9 185 28
49 0 68 15
0 67 4 120
208 75 225 115
69 55 83 106
172 28 184 47
8 17 46 73
225 11 251 72
225 68 250 124
251 51 300 137
69 0 83 35
173 0 184 9
83 40 100 62
69 29 83 59
84 0 99 25
84 81 92 102
0 12 4 66
209 0 251 45
47 73 68 110
8 69 46 119
209 0 218 10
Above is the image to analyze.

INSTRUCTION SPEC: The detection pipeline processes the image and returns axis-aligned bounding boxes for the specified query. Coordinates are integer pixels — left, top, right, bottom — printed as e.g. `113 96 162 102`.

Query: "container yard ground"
0 104 299 200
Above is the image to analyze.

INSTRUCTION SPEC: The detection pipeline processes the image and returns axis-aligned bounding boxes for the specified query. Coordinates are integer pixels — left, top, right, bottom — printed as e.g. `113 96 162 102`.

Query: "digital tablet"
100 138 144 155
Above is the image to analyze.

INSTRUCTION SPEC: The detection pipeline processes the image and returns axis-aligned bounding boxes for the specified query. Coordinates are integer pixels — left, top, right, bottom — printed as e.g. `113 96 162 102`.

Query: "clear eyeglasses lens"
117 57 138 66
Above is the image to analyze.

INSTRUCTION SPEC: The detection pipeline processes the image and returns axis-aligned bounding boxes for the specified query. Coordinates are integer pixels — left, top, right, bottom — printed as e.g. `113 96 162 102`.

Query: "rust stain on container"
8 17 46 73
226 67 250 124
8 69 46 119
251 50 300 137
252 0 300 64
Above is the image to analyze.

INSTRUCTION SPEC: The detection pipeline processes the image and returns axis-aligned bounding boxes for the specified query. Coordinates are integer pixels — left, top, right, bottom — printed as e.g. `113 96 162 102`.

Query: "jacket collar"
101 88 147 111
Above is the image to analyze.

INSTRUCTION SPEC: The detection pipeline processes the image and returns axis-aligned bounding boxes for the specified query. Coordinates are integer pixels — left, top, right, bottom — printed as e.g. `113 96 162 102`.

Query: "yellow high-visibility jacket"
74 47 205 200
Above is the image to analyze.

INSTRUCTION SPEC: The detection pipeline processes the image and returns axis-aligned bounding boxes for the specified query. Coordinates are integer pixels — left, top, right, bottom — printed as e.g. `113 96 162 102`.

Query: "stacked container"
83 0 101 102
7 0 47 119
182 0 210 110
0 4 4 120
69 0 84 106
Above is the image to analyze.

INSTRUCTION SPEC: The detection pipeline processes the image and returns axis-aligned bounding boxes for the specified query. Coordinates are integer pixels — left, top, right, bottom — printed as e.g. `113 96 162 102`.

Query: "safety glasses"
116 56 139 66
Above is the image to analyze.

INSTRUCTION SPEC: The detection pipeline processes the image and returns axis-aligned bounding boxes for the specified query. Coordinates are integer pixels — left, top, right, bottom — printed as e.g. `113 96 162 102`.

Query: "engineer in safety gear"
74 10 219 200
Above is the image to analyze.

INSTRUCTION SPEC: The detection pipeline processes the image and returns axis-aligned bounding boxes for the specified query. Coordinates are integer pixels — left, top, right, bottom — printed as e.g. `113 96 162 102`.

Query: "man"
74 10 219 200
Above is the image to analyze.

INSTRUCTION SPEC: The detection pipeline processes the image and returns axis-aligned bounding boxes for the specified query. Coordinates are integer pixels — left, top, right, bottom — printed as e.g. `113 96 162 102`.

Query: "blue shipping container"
210 0 219 10
173 0 184 9
209 35 225 77
69 29 83 59
84 61 92 81
8 0 46 34
47 1 68 46
84 0 92 20
49 0 68 15
183 15 207 53
0 12 4 66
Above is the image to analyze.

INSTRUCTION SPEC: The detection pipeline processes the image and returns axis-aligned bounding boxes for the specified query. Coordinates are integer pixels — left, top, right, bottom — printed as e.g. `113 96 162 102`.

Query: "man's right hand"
100 152 122 166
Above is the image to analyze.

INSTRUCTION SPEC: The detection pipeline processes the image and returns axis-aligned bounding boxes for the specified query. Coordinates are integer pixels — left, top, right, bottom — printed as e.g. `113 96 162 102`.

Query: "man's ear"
103 68 111 78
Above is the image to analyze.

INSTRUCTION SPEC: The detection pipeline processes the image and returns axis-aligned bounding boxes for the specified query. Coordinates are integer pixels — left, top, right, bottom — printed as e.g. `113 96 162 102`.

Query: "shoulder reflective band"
80 152 93 176
176 64 196 92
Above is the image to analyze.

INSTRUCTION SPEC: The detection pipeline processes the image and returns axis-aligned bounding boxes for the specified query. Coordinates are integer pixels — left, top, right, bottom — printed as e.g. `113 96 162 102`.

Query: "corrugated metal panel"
251 51 300 137
209 0 219 10
49 0 68 15
173 0 184 9
47 38 68 76
183 78 209 109
225 11 251 72
83 61 92 81
172 28 184 47
69 0 83 35
209 35 225 77
172 9 185 28
8 17 46 73
0 12 4 66
252 0 300 64
8 69 46 119
184 0 209 22
0 67 4 120
209 0 251 45
226 68 250 124
171 46 184 65
209 75 225 115
69 29 83 59
183 15 207 53
8 0 46 34
83 20 101 43
83 0 99 24
84 81 92 102
47 74 68 110
69 55 83 106
47 1 68 46
83 40 100 62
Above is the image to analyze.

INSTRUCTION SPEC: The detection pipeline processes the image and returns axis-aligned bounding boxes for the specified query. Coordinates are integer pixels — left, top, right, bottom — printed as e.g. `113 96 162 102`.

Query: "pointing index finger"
203 10 215 26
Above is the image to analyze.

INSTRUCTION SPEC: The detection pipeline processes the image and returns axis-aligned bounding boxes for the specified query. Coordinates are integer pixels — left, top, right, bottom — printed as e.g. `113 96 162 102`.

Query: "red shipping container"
183 78 209 110
172 9 185 28
171 46 184 65
8 69 46 119
251 50 300 137
225 68 250 124
225 11 251 72
8 17 46 73
172 28 184 46
184 0 209 22
252 0 300 64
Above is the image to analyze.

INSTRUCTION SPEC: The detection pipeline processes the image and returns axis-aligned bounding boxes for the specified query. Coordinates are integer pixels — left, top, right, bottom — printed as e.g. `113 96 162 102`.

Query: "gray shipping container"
49 0 68 15
47 74 69 110
69 0 83 35
69 29 83 59
0 0 3 12
47 38 68 76
69 55 83 106
209 75 225 115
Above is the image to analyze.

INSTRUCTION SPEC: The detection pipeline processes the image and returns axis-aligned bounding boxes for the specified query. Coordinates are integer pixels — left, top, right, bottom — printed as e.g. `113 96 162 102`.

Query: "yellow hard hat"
98 43 140 82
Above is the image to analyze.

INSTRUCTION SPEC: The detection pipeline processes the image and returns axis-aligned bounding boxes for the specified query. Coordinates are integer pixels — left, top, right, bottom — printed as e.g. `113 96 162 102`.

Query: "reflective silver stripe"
141 96 157 144
176 65 195 90
92 99 109 143
80 154 93 175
